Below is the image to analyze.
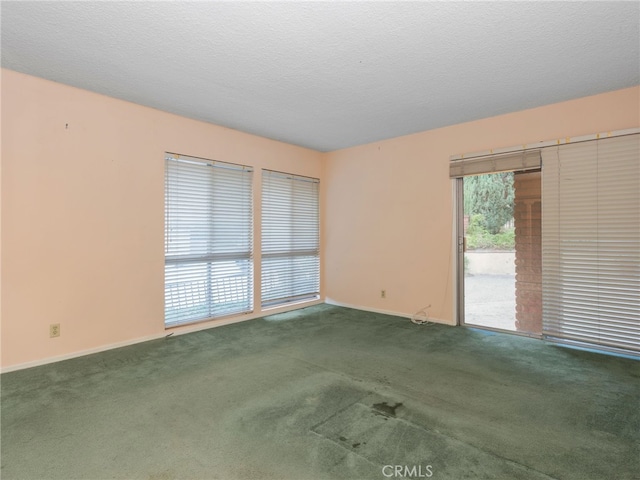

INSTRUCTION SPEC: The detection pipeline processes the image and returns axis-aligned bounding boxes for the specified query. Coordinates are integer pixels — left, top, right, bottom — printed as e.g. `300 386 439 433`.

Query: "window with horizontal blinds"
541 134 640 354
450 150 541 178
165 153 253 327
261 170 319 308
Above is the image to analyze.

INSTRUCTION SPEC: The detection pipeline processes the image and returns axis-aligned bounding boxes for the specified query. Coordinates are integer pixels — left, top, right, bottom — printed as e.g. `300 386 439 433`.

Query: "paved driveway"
464 273 516 331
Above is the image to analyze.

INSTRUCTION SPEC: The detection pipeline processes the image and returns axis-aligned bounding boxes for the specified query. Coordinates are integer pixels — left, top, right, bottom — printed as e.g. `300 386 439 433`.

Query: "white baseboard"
0 332 168 374
1 299 325 374
324 298 450 325
2 298 449 373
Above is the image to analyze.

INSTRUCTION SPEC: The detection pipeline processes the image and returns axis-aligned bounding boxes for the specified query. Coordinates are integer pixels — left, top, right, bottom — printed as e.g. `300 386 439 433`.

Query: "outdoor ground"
464 273 516 331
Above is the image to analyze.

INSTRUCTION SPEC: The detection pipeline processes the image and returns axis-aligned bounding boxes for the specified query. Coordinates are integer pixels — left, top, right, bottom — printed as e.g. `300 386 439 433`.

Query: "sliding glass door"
461 172 517 331
453 132 639 355
457 171 542 335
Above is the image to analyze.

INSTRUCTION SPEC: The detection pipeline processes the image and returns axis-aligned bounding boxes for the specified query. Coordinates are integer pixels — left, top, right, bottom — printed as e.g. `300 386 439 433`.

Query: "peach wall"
324 86 640 324
1 69 323 370
2 67 639 371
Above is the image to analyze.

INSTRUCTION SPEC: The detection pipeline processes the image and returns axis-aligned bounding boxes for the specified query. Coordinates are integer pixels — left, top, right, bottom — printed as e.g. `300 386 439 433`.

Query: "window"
165 153 253 327
542 134 640 354
261 170 320 308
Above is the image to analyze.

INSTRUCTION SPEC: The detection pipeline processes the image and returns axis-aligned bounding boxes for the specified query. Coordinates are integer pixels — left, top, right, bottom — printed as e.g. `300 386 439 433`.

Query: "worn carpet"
2 304 638 479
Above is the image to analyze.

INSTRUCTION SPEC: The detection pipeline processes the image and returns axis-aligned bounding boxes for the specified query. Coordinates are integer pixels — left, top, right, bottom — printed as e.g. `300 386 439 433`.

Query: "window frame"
261 169 320 309
164 153 254 327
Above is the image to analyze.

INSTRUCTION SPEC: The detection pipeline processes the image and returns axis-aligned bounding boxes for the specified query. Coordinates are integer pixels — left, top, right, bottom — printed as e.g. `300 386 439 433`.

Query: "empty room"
1 2 639 480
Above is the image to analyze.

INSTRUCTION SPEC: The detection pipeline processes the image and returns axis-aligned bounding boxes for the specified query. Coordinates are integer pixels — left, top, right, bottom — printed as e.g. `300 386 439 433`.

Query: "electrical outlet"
381 290 386 299
50 323 60 338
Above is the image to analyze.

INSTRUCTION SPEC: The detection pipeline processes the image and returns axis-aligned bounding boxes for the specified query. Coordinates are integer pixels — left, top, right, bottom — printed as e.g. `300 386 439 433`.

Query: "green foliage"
466 214 486 235
464 172 514 234
491 229 515 249
466 214 514 250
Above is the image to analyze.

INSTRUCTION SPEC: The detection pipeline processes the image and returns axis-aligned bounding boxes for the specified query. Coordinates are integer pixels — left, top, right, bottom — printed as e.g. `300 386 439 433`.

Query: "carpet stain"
372 401 403 417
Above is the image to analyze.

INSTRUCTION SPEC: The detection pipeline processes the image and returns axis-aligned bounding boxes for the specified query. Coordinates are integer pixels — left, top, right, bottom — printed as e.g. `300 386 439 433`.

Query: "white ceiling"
2 1 639 152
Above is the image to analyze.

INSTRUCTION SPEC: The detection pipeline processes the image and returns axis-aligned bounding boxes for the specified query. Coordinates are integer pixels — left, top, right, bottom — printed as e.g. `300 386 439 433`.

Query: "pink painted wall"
324 86 640 323
2 67 638 371
1 69 323 370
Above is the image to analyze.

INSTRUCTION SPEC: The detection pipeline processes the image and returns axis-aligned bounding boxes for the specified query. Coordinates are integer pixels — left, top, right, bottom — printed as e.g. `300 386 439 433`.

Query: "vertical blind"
541 134 640 353
261 170 320 308
165 154 253 327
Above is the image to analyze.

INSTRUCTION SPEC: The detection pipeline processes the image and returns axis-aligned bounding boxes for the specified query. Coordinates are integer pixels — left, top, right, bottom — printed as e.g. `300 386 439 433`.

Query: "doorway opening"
459 170 541 336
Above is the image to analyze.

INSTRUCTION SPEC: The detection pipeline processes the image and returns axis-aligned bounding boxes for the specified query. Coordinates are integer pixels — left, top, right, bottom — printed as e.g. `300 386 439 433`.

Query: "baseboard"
2 298 448 373
0 332 168 374
1 298 325 374
324 298 450 325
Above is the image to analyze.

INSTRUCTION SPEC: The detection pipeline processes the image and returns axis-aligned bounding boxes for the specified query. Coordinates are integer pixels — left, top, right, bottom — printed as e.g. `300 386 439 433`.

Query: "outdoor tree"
464 172 514 234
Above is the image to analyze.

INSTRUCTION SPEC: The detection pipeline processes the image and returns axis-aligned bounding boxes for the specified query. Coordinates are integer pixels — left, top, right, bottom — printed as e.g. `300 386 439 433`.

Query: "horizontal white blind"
450 150 541 178
261 170 320 308
542 134 640 353
165 154 253 327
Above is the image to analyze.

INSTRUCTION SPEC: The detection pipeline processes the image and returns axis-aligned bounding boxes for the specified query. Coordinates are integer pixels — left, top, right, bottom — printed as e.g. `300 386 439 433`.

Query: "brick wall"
514 171 542 334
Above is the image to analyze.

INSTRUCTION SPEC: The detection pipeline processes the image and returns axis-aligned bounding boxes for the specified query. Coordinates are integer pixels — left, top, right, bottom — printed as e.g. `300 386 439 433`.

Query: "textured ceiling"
2 1 639 152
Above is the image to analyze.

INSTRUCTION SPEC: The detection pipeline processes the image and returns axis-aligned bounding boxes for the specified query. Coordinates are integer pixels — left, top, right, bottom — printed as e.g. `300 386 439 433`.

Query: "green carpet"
2 304 639 479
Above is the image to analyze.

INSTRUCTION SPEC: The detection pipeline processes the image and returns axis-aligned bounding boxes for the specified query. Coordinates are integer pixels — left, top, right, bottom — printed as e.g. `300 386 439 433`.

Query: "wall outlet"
381 289 386 299
50 323 60 338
